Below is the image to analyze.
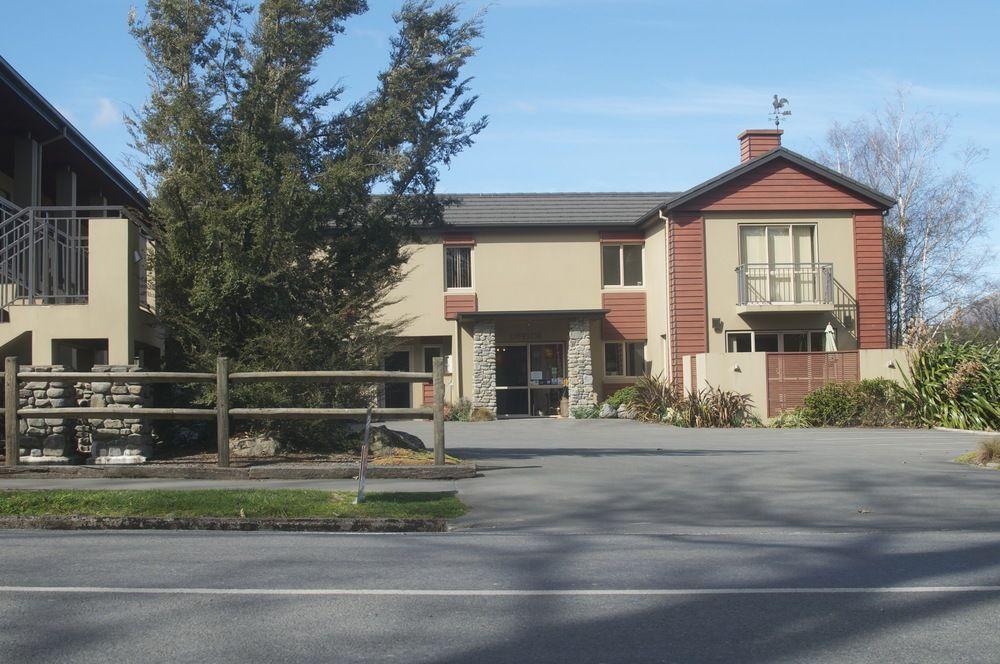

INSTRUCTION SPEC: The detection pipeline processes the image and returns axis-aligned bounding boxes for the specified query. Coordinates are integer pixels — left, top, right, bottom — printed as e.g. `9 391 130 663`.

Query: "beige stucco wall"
643 220 669 378
690 351 769 419
858 348 910 382
475 229 603 310
383 227 667 404
381 240 452 338
703 212 858 354
0 217 164 365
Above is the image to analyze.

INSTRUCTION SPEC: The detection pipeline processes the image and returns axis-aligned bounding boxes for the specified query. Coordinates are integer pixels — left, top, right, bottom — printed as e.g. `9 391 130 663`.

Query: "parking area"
396 419 997 533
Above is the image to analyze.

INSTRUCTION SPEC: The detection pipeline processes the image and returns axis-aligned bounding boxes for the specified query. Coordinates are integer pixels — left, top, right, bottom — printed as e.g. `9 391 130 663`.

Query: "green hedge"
800 379 906 427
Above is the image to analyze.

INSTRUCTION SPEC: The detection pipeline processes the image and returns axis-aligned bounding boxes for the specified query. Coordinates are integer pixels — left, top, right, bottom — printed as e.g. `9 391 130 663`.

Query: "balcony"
735 262 835 314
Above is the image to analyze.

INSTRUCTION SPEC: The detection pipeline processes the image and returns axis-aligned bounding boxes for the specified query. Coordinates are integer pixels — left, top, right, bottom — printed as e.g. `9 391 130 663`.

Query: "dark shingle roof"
439 192 678 227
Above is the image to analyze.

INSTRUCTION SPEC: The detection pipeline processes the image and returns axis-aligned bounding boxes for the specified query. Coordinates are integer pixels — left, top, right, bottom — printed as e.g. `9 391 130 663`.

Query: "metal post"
5 357 19 467
432 356 445 465
216 356 230 468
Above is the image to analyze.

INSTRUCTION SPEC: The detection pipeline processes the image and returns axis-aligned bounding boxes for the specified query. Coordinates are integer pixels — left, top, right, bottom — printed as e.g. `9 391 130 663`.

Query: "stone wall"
17 365 72 463
567 318 595 413
472 321 496 411
75 364 152 463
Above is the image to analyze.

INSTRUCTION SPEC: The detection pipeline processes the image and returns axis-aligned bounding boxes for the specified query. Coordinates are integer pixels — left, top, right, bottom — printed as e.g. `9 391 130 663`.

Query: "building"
0 55 162 371
382 128 905 418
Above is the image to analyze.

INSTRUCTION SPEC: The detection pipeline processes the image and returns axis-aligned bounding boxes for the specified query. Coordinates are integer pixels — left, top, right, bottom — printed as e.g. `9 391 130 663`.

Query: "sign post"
355 405 373 504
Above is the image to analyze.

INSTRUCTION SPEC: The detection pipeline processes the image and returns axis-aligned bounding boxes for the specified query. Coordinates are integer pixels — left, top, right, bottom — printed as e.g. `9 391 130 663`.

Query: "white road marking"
1 585 1000 597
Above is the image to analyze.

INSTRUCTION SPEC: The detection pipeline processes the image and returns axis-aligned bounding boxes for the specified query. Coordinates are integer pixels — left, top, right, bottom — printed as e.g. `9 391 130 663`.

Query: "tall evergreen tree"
127 0 485 386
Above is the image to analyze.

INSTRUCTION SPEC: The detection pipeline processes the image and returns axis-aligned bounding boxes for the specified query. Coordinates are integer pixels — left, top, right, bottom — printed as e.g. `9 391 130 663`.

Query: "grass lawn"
0 490 466 520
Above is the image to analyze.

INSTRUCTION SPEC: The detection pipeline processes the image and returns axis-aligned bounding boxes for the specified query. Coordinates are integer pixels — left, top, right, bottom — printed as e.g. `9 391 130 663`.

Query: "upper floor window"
602 243 643 287
445 246 472 289
739 224 816 266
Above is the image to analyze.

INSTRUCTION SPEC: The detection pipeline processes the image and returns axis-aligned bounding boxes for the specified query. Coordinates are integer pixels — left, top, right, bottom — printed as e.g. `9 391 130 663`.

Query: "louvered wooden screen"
766 351 860 417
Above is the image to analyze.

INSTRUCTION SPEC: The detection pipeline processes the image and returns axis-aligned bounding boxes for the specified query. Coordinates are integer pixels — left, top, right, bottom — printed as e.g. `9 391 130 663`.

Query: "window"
423 346 442 372
445 246 472 289
739 224 817 303
725 330 829 353
727 332 752 353
604 341 646 376
602 243 643 287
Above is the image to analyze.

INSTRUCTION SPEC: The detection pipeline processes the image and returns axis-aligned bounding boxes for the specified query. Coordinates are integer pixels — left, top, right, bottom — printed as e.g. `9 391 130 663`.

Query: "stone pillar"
75 364 152 464
472 321 496 412
17 366 73 463
567 318 595 414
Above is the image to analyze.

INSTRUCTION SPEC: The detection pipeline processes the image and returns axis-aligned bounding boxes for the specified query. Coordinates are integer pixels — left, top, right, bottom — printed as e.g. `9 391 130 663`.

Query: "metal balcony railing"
0 205 131 315
736 262 834 306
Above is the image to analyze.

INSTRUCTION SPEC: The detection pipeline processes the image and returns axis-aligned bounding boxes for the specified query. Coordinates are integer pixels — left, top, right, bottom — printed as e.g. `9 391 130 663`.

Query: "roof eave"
0 55 149 211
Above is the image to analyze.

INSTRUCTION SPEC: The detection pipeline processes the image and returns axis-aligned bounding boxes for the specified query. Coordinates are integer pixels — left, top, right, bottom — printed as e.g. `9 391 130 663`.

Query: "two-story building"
0 55 162 371
382 128 902 418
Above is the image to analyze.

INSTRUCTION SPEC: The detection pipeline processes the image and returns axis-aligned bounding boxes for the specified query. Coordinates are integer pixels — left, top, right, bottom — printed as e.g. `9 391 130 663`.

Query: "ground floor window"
604 340 646 376
422 346 442 372
726 330 827 353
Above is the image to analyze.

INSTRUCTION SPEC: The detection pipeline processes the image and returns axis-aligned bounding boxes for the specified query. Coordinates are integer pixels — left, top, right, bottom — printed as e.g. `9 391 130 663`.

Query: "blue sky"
4 0 999 261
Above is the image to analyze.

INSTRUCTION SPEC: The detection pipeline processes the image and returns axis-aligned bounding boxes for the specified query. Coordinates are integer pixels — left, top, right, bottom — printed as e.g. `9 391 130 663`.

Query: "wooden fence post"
432 356 445 465
5 357 18 467
216 356 230 468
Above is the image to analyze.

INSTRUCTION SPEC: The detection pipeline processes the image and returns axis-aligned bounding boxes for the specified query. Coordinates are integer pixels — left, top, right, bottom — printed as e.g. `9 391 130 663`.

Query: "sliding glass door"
495 343 565 417
740 224 817 303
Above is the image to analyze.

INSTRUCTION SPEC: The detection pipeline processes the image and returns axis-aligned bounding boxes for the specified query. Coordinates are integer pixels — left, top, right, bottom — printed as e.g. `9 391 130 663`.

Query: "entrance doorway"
495 342 565 417
383 350 411 408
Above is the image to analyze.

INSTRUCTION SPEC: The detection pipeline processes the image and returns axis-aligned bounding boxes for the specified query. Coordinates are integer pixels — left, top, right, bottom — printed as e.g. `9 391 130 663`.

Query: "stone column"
472 321 496 412
567 318 595 414
17 365 73 463
76 364 152 464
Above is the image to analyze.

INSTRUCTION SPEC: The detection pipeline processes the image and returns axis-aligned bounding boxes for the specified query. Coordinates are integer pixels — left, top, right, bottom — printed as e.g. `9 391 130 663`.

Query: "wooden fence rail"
3 356 446 468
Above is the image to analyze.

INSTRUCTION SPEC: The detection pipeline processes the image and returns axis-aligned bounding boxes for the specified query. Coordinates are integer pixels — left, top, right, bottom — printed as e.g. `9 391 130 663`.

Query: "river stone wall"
75 364 152 464
472 321 496 411
567 318 595 413
17 365 72 463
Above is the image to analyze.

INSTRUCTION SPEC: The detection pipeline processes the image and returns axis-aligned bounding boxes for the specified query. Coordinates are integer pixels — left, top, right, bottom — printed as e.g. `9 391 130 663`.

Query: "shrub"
676 385 756 428
469 407 496 422
444 398 473 422
800 379 906 427
899 338 1000 431
974 437 1000 465
628 373 680 423
604 386 638 410
571 405 599 419
770 407 809 428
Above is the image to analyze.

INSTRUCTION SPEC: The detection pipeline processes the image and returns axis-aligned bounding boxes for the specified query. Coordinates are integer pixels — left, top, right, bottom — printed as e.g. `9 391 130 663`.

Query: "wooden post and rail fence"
3 356 446 468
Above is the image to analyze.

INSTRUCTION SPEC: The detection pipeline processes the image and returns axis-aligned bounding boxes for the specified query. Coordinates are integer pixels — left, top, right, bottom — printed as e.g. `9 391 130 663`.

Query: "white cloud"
92 97 120 129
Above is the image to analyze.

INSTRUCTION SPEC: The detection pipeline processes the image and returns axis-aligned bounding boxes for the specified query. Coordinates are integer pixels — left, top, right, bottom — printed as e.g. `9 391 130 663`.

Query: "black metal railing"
736 262 834 306
0 206 133 314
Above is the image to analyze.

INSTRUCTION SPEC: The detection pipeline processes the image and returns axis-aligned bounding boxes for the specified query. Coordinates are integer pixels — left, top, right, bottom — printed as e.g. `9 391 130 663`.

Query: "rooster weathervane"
769 95 791 129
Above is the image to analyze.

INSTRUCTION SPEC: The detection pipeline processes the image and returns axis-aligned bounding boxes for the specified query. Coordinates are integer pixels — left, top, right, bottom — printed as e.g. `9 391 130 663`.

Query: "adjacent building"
382 129 903 417
0 55 162 370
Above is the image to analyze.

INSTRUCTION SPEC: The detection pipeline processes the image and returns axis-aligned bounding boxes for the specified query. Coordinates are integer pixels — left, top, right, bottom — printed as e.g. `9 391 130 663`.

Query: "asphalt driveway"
394 419 997 534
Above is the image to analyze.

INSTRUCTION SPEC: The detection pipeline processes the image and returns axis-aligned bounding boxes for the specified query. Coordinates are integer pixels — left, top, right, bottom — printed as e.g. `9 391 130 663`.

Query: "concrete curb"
933 426 998 435
0 463 477 480
0 515 447 532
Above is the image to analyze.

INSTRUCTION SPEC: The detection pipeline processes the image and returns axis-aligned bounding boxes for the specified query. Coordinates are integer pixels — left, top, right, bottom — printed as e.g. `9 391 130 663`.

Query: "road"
1 421 999 662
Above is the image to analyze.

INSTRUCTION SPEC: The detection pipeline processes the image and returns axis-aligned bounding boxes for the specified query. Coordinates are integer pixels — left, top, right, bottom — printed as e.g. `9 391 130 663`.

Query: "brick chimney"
738 129 782 162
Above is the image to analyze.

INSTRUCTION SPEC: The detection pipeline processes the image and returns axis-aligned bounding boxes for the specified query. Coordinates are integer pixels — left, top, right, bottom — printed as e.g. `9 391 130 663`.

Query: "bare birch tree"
816 92 995 344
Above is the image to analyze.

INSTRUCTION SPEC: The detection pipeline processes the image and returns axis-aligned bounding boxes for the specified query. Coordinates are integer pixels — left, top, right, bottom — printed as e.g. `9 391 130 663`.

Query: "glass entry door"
495 343 565 417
